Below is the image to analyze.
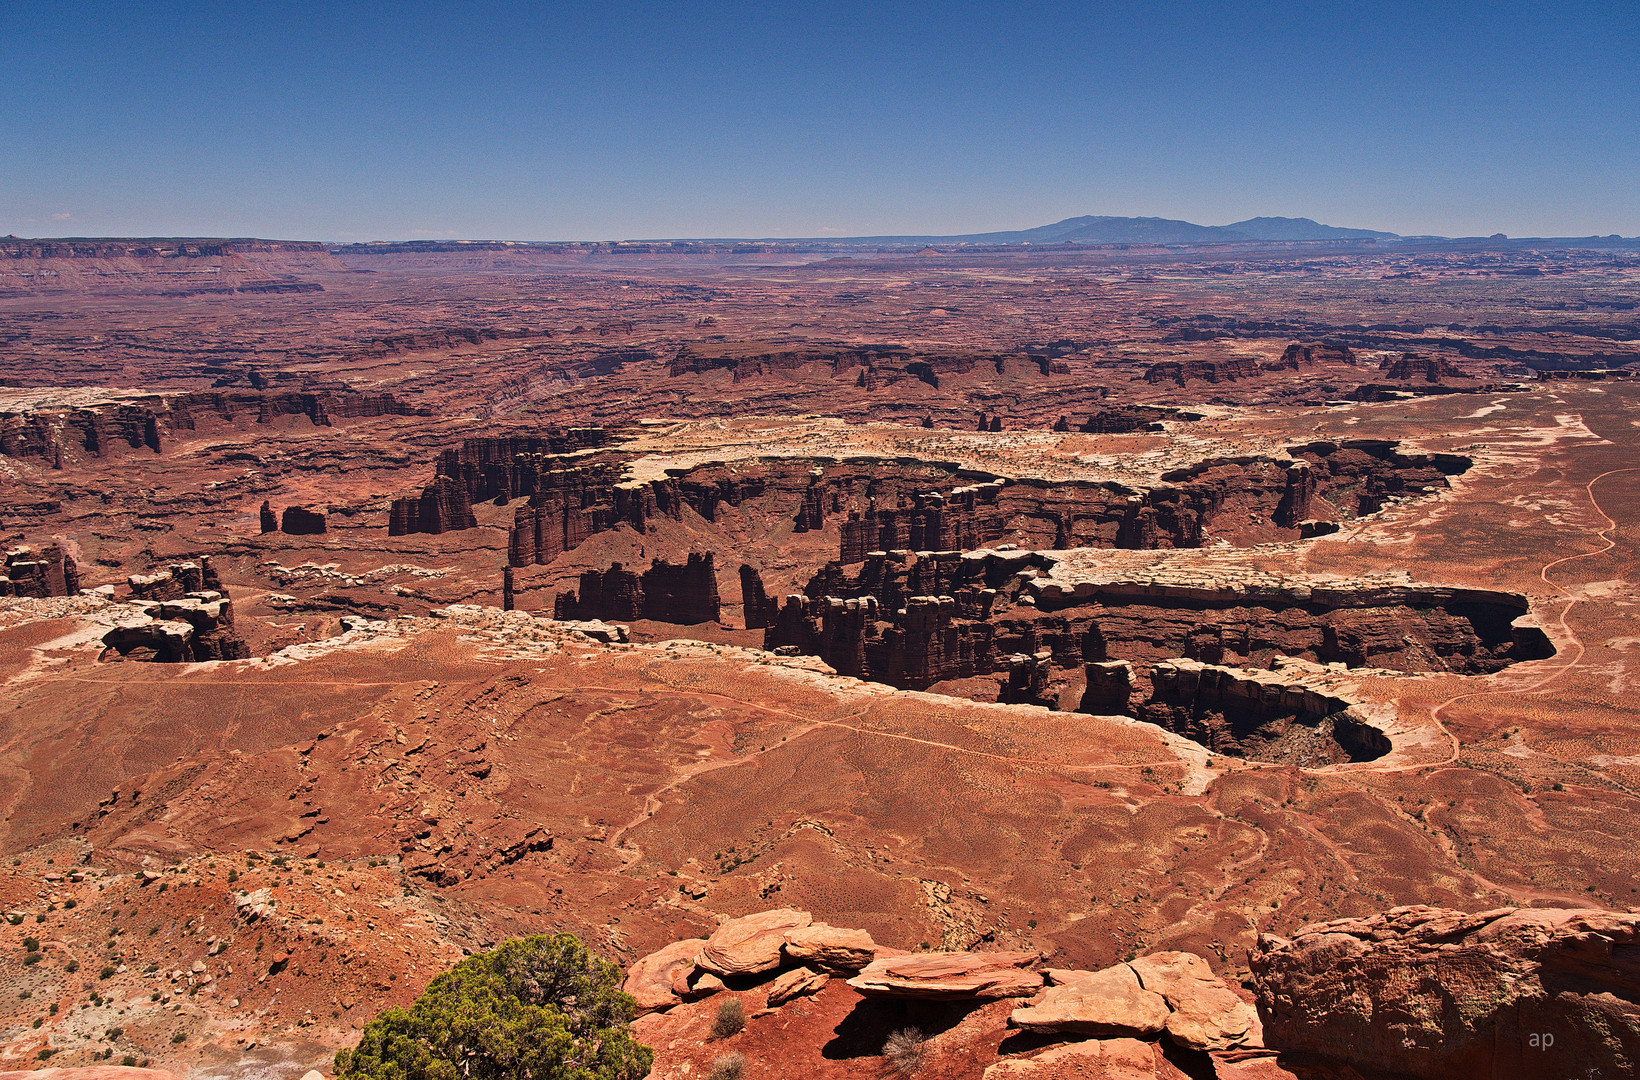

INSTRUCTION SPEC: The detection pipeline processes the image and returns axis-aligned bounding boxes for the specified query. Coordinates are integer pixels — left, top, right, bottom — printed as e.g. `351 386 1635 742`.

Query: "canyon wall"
0 238 341 295
760 549 1552 696
553 553 721 625
0 390 427 464
0 543 80 598
388 475 478 536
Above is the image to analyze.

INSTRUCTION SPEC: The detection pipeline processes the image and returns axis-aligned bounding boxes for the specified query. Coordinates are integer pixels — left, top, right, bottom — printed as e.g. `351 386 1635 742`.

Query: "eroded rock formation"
554 553 721 625
103 559 249 662
1381 352 1468 381
0 390 428 465
433 429 611 502
761 550 1551 762
279 507 327 535
0 543 80 597
1251 906 1640 1080
1144 358 1261 385
388 474 477 535
740 563 779 629
1136 658 1390 764
1266 341 1354 370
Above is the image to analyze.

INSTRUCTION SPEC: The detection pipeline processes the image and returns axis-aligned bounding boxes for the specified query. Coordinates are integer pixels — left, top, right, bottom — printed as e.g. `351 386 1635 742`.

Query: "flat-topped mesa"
1380 352 1469 382
0 543 81 598
838 481 1008 562
1144 358 1262 386
1072 404 1192 433
554 553 721 625
0 237 340 296
667 343 1058 389
507 456 632 566
820 441 1467 564
388 474 478 536
1266 341 1355 370
167 389 427 427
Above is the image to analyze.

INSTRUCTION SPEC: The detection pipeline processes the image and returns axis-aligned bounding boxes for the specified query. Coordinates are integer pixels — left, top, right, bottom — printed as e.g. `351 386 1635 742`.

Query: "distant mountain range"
815 215 1400 246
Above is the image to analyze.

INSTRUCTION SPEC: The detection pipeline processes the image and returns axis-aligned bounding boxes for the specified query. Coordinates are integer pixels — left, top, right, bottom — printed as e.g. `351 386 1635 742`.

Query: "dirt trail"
1368 465 1638 775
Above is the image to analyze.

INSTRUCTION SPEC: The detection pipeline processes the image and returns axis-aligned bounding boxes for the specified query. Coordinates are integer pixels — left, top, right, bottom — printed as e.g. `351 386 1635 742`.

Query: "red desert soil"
0 240 1636 1076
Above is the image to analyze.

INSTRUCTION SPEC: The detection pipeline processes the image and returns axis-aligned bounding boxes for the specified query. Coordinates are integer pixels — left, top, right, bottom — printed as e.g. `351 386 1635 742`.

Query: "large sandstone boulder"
782 923 878 971
765 965 828 1006
1129 951 1260 1050
848 950 1042 999
1251 905 1640 1080
622 937 703 1013
1014 953 1258 1051
1009 964 1169 1036
696 908 812 976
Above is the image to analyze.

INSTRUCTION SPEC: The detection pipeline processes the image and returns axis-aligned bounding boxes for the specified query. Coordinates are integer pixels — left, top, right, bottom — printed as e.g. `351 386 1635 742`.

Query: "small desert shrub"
171 1032 186 1045
22 937 38 951
883 1027 927 1076
710 996 745 1039
121 1056 138 1067
707 1051 746 1080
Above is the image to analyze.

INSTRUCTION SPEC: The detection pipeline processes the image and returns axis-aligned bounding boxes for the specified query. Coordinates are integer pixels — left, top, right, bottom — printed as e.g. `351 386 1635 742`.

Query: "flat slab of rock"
848 950 1042 999
1010 963 1168 1036
783 923 878 971
1130 951 1260 1050
981 1037 1156 1079
697 907 812 976
766 965 829 1006
622 937 702 1013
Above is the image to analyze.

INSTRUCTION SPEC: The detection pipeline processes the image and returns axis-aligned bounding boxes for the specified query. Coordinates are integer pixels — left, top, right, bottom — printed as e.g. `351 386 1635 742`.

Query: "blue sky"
3 1 1636 240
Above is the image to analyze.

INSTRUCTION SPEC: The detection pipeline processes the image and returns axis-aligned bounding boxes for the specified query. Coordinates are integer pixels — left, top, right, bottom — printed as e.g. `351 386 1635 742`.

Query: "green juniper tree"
335 934 652 1080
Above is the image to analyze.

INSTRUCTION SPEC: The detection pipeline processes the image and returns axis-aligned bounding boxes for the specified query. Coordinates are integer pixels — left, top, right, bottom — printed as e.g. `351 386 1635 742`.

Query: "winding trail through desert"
1367 465 1637 775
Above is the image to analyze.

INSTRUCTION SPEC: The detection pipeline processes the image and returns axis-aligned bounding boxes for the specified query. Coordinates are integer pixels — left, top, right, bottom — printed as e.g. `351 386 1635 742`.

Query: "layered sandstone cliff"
0 390 426 465
553 553 721 625
103 558 250 662
0 543 80 598
388 475 478 536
